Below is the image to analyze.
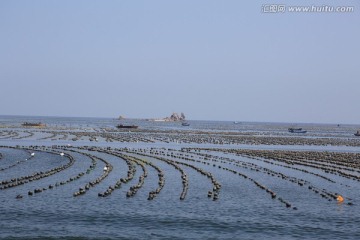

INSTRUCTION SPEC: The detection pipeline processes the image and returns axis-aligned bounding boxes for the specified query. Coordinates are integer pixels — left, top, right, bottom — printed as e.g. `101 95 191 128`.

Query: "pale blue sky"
0 0 359 123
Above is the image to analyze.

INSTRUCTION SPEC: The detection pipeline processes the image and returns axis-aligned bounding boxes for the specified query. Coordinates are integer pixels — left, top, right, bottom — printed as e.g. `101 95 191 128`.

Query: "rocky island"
147 112 186 122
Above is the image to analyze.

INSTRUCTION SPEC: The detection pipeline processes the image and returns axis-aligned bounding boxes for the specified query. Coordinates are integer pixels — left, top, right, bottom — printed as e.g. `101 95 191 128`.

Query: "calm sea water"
1 115 360 239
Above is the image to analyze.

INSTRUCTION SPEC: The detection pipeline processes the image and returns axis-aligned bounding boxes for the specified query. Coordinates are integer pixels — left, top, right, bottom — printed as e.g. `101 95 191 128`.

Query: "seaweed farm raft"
0 116 360 239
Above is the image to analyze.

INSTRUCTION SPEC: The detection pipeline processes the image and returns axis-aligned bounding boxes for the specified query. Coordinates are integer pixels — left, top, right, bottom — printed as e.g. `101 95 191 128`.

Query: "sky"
0 0 359 123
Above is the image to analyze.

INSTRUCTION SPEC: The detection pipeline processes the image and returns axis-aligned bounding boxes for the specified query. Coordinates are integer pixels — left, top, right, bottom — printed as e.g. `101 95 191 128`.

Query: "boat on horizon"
147 119 166 122
116 124 138 129
21 122 46 127
354 130 360 136
181 122 190 126
288 127 307 134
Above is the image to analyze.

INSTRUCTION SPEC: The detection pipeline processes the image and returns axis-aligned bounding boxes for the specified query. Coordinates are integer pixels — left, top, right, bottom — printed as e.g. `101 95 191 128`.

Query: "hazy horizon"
1 113 359 125
1 1 359 124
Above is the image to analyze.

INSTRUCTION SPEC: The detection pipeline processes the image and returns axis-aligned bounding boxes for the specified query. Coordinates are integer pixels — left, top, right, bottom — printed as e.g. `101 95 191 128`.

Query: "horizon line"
0 114 358 126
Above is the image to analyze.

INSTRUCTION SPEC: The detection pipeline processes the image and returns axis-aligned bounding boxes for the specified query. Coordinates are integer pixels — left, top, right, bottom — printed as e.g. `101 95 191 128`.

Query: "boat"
288 127 307 133
354 130 360 136
116 124 138 129
181 122 190 126
234 121 241 124
22 122 46 127
153 119 166 122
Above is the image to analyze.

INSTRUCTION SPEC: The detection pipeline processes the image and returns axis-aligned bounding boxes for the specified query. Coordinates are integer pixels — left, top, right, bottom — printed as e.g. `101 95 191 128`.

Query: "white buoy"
60 152 64 156
104 166 108 171
31 153 35 156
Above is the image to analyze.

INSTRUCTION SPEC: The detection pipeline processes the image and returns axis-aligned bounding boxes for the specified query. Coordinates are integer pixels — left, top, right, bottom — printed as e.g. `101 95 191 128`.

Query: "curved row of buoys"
0 146 75 190
0 130 19 139
171 148 342 207
145 148 293 208
4 145 356 207
0 146 90 199
37 132 57 140
157 150 222 201
90 148 137 197
115 149 166 200
70 149 113 197
170 149 300 203
184 147 338 184
20 131 34 139
0 147 35 172
126 148 190 201
222 149 360 182
181 147 355 206
128 148 222 201
20 146 100 198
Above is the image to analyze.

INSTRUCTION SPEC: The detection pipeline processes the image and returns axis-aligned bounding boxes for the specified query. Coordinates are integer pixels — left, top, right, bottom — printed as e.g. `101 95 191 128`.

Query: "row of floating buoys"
94 149 137 197
233 149 360 174
0 147 75 191
175 149 318 207
0 130 19 139
121 150 166 200
171 148 295 207
181 147 355 206
178 148 297 208
132 148 223 201
22 148 97 198
72 151 113 197
127 149 190 201
96 147 164 198
228 149 360 183
125 157 148 198
141 147 294 207
162 152 222 201
171 149 301 202
5 145 356 207
0 147 35 171
9 131 34 140
138 148 190 200
3 126 360 147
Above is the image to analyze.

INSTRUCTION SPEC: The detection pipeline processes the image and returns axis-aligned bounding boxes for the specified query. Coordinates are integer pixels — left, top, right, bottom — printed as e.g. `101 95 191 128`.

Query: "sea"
0 115 359 239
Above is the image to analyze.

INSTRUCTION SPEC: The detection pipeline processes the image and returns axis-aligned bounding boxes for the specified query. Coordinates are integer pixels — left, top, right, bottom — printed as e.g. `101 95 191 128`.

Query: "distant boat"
234 121 241 124
147 119 166 122
22 122 46 127
116 124 138 129
354 130 360 136
288 127 307 133
181 122 190 126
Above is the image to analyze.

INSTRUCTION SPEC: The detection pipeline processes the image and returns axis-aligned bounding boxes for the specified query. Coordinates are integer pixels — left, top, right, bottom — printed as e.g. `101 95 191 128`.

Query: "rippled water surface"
1 116 360 239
